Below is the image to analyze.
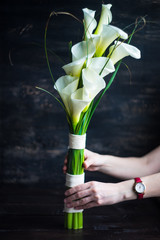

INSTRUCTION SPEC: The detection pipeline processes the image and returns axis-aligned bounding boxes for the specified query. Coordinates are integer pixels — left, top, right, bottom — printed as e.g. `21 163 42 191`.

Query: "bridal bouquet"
37 3 142 229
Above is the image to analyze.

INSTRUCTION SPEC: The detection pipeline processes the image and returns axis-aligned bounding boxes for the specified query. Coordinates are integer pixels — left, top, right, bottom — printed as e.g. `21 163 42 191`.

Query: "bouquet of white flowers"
37 3 143 230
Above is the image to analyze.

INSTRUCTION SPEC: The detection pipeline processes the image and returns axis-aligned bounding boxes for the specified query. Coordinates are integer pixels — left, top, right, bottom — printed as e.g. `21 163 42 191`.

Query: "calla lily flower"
54 75 79 115
70 67 106 124
82 68 106 98
71 39 96 61
70 87 91 124
87 57 115 77
109 41 141 64
62 58 85 77
83 8 97 39
95 25 128 57
94 4 112 35
53 4 141 128
89 34 100 47
62 39 96 78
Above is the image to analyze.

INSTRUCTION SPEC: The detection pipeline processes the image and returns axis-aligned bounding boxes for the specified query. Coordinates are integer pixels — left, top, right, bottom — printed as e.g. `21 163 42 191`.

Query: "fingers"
65 196 93 209
65 188 90 203
63 149 93 173
83 149 93 169
83 158 93 170
65 182 91 197
63 166 67 174
63 156 68 174
75 201 98 210
64 181 100 210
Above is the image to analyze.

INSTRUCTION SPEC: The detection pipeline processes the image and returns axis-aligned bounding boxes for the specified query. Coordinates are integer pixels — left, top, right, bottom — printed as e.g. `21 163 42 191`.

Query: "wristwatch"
134 177 146 199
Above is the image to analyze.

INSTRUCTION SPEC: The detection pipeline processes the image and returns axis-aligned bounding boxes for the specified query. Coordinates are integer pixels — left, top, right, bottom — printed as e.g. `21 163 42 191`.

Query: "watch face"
135 182 145 194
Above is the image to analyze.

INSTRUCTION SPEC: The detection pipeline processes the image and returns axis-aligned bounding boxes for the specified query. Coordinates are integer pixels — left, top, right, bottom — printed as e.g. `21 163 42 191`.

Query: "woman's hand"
63 149 106 174
64 180 136 210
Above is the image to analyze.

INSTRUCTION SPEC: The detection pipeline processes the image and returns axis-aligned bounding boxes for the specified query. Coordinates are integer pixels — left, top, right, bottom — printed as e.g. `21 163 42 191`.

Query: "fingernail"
66 204 71 208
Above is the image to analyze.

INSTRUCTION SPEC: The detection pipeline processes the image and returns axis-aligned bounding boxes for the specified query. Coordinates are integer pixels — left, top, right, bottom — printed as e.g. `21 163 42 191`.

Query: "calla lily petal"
62 58 85 77
95 25 128 57
94 4 112 35
71 39 96 61
109 41 141 64
87 57 115 77
89 34 100 48
71 87 91 123
82 68 106 99
83 8 97 39
70 67 107 124
54 75 79 115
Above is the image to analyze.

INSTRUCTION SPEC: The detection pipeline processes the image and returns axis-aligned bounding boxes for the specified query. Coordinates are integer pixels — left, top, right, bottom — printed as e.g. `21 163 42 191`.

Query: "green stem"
78 212 83 229
67 213 73 229
73 213 78 229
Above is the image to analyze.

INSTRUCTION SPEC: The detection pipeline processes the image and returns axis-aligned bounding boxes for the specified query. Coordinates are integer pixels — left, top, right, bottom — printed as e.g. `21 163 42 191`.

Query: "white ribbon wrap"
64 173 85 213
64 204 83 213
65 173 85 188
69 133 86 149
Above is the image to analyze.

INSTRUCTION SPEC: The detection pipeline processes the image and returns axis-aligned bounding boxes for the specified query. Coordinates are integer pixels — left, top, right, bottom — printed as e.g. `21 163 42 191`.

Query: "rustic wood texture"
0 0 160 239
1 0 160 184
0 184 160 240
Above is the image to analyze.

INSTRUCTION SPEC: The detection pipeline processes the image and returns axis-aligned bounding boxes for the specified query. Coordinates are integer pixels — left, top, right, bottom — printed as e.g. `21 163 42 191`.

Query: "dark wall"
1 0 160 185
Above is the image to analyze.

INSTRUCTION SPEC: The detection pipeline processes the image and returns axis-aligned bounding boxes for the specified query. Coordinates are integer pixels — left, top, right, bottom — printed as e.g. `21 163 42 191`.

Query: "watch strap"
134 177 144 199
135 177 142 183
138 193 144 199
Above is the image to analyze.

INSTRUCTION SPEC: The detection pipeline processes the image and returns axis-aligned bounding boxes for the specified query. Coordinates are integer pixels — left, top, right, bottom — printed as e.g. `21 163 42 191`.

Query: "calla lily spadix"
82 8 97 39
109 41 141 64
95 25 128 57
94 4 112 35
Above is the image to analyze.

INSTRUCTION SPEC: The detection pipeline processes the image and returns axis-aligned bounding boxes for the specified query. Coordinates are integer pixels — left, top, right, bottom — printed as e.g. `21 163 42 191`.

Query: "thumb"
83 158 94 170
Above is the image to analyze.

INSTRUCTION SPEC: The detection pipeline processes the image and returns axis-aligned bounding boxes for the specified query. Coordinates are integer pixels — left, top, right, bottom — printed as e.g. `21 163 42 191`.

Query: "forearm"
119 172 160 203
99 146 160 179
142 172 160 198
99 155 146 179
64 173 160 210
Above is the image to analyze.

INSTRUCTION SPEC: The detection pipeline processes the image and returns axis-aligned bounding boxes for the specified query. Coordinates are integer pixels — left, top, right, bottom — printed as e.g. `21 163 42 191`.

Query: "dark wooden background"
1 0 160 185
0 0 160 239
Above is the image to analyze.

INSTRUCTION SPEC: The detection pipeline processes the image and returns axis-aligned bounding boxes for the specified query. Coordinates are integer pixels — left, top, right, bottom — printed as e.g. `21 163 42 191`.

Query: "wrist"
118 179 137 202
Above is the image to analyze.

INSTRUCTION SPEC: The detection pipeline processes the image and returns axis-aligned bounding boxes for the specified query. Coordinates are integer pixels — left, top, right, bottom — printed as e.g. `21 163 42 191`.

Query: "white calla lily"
89 34 100 47
95 25 128 57
62 58 85 77
70 87 91 124
83 8 97 39
94 4 112 35
53 4 141 128
69 68 106 124
82 68 106 99
109 41 141 64
54 75 79 115
87 57 115 77
71 39 96 61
